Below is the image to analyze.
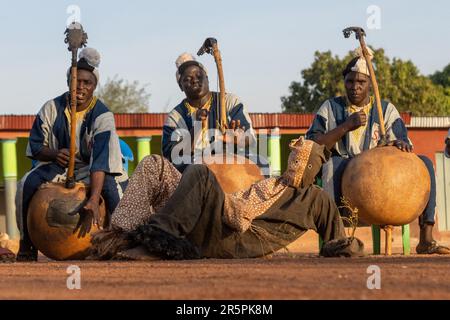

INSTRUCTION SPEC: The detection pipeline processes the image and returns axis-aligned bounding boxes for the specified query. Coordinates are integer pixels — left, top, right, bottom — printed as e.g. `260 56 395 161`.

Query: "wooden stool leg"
402 224 410 255
384 225 393 256
372 225 381 255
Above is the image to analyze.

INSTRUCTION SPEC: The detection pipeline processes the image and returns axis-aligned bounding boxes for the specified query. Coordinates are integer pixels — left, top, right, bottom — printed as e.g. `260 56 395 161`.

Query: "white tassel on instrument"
79 47 101 68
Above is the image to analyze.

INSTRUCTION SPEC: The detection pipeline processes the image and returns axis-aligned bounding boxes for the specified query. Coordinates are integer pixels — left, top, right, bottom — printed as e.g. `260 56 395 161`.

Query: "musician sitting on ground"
306 47 449 255
15 48 128 262
162 53 263 173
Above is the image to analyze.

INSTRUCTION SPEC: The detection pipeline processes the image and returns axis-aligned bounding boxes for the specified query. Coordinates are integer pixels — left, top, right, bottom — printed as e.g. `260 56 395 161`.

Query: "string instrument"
196 38 264 193
27 23 106 261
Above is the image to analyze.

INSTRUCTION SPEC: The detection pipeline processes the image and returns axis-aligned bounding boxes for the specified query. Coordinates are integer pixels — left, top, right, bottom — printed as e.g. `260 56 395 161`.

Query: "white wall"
436 153 450 231
0 189 6 233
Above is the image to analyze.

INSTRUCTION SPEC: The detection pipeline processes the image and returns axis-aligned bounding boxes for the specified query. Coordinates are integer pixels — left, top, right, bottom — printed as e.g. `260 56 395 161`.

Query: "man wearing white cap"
162 53 258 172
15 48 128 261
306 48 449 255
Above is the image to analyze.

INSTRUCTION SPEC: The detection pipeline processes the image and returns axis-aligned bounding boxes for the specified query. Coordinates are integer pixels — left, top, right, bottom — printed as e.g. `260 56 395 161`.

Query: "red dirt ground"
1 254 450 300
1 229 450 300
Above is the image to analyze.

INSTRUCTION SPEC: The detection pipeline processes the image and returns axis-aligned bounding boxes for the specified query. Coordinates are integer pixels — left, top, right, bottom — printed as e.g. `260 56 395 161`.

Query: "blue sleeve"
306 114 327 140
162 125 178 161
89 112 123 175
28 116 46 158
229 103 251 130
90 131 112 173
391 118 409 144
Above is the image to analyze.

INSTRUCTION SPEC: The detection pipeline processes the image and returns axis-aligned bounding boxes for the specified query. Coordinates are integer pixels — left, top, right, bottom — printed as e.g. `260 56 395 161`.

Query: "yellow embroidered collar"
184 94 213 115
64 96 98 126
346 95 374 114
345 96 374 144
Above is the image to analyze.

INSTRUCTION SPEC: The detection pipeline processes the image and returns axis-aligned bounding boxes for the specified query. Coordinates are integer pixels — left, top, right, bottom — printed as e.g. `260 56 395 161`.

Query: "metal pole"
1 139 19 239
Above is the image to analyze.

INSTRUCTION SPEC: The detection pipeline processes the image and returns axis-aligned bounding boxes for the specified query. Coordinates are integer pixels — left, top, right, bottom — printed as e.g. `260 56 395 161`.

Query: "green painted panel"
16 138 32 180
402 224 410 256
119 135 162 177
268 135 281 176
0 145 3 187
136 137 151 163
372 225 381 255
0 138 32 186
1 140 17 178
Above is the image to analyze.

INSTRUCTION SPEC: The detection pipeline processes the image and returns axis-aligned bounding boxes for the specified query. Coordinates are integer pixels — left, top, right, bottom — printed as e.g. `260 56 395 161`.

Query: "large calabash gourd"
341 146 430 226
205 154 263 193
27 182 106 260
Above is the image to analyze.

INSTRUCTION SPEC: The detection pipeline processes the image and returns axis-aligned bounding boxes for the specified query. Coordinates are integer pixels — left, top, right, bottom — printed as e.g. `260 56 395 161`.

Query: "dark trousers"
147 164 346 258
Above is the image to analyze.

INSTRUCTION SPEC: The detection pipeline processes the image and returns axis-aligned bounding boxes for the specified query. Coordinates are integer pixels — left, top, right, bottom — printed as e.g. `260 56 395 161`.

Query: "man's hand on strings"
71 197 101 238
56 148 70 168
392 140 413 152
219 120 248 146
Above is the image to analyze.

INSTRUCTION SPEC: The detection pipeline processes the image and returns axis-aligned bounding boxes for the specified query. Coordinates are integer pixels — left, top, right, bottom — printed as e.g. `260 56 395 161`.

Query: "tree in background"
281 49 450 116
431 64 450 88
430 64 450 101
97 76 151 113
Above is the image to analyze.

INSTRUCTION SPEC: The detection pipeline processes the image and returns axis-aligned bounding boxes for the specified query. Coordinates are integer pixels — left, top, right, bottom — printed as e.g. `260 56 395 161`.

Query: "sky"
0 0 449 115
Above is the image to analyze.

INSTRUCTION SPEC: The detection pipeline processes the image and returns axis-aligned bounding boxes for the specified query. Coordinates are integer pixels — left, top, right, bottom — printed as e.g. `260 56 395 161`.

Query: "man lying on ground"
90 137 364 260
